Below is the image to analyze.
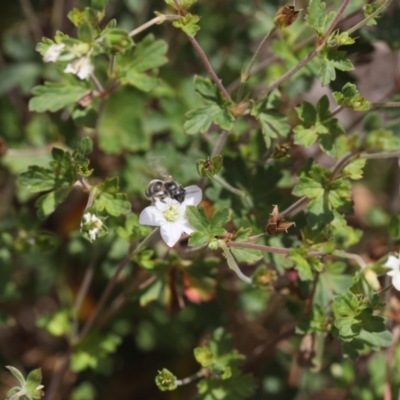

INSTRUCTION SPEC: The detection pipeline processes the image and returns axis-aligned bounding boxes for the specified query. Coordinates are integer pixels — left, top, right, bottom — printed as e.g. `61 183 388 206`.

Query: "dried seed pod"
266 205 295 234
274 5 300 29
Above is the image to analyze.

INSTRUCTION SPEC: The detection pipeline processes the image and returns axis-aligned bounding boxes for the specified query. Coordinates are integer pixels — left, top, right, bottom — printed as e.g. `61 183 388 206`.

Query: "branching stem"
175 369 206 386
128 14 180 37
213 175 253 208
261 0 350 96
77 227 159 342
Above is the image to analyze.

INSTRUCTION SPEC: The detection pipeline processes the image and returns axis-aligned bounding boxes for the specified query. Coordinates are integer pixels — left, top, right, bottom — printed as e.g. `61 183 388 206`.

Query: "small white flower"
385 253 400 290
139 185 202 247
64 56 93 80
81 212 103 242
43 43 65 63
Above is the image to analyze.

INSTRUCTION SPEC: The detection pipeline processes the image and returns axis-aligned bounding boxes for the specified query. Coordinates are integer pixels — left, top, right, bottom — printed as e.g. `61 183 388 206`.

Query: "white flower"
385 253 400 290
139 185 202 247
64 56 93 80
43 43 65 63
82 212 103 242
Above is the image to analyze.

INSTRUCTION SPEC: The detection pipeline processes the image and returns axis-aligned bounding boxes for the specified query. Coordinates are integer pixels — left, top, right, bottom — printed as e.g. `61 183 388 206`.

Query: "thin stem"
346 0 392 36
280 152 354 218
333 250 367 270
360 151 400 160
44 352 71 400
329 152 354 183
261 47 319 95
98 272 155 329
77 227 159 342
371 102 400 108
261 0 350 96
211 130 229 158
244 28 277 82
77 176 92 192
304 273 320 317
219 240 253 284
213 175 253 208
237 27 277 100
71 245 98 337
109 55 116 76
172 0 231 101
90 73 105 93
128 15 180 37
19 0 42 42
175 369 206 386
227 7 363 94
279 197 309 219
51 0 64 35
187 35 231 101
330 105 343 118
227 241 322 257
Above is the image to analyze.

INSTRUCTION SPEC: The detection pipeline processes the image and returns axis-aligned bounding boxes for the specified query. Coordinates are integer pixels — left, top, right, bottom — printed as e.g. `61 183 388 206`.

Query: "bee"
145 176 186 203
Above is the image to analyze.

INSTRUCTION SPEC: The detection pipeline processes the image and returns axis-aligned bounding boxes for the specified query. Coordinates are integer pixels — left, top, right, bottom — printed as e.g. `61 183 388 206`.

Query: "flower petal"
160 222 183 247
139 206 162 226
384 255 400 270
180 220 196 235
184 185 202 206
392 272 400 291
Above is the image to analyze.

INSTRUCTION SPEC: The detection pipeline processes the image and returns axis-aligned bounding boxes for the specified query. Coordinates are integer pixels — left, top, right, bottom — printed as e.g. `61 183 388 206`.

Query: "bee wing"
145 152 169 179
183 185 203 206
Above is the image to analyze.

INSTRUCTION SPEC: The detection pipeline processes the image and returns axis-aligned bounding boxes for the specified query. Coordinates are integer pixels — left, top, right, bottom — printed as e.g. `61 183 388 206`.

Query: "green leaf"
94 177 131 216
319 46 354 86
341 158 366 180
98 88 149 154
124 69 160 92
194 346 214 367
77 137 93 156
36 186 71 220
357 329 392 348
359 309 386 333
71 332 121 372
186 206 211 232
333 83 370 111
306 0 336 36
230 247 263 263
25 368 43 400
189 231 212 247
294 96 345 155
6 366 26 387
292 176 324 199
333 292 359 316
210 208 231 233
165 0 197 10
293 126 318 147
289 248 314 281
29 82 88 113
184 105 232 134
173 13 201 36
184 76 235 134
128 34 168 73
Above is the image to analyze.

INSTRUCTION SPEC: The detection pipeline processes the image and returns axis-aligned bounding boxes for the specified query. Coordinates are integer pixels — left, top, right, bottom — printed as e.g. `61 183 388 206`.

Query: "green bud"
102 28 134 54
155 368 177 391
208 238 219 251
77 137 93 155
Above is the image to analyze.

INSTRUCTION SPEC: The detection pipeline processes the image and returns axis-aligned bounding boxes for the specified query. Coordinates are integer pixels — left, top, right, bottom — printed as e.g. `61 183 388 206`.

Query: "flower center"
163 205 180 222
